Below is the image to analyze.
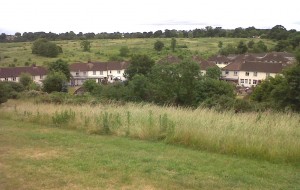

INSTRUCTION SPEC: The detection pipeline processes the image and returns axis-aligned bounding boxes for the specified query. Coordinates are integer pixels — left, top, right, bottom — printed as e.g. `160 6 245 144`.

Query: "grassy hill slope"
0 119 299 189
0 38 276 67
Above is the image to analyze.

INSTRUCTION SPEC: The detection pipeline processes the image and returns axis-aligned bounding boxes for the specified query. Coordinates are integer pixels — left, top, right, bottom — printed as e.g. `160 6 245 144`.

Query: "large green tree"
154 40 164 52
19 73 33 89
42 72 67 93
80 40 91 52
32 38 61 57
124 54 155 80
48 59 72 81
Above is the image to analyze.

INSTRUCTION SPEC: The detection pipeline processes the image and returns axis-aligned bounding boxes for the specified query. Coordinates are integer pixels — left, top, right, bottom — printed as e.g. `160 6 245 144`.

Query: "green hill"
0 38 275 67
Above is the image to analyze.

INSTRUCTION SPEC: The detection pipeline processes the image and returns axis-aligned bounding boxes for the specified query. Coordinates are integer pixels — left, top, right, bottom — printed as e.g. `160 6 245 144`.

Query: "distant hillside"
0 38 275 67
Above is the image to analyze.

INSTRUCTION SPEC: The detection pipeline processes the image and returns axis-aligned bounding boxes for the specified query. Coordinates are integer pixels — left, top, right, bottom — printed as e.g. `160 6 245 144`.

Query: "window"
249 79 251 84
253 80 257 85
253 72 257 76
5 78 8 81
100 71 103 75
117 70 121 74
240 79 244 83
225 71 229 75
110 70 112 74
76 72 79 76
234 71 238 76
245 72 249 76
245 79 248 84
93 71 96 75
12 77 16 81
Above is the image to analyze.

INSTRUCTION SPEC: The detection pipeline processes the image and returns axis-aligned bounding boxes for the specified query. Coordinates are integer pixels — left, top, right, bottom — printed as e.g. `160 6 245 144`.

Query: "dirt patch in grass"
15 148 65 160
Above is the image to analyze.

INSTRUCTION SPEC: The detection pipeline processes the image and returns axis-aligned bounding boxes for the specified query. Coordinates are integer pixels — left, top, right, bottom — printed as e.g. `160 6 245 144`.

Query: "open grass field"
0 38 276 67
1 119 299 190
1 99 299 165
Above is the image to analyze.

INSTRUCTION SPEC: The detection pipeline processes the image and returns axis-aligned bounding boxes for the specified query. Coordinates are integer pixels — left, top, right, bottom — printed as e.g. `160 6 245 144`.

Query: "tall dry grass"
1 99 299 163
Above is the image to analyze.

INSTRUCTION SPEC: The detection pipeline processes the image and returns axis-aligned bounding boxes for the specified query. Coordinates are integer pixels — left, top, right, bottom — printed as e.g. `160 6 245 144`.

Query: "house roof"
223 61 283 73
208 55 231 63
260 52 289 63
240 61 283 73
70 61 129 72
0 65 47 78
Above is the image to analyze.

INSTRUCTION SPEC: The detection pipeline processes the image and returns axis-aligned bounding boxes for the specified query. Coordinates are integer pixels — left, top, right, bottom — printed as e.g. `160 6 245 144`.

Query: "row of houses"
0 52 295 88
208 52 294 87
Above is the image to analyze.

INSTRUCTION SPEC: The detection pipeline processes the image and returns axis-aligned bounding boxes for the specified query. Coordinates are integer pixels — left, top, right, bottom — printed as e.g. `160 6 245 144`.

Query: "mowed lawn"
0 119 299 190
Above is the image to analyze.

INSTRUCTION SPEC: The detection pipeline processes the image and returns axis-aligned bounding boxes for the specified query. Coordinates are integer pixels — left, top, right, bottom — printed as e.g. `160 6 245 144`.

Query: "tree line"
1 25 299 43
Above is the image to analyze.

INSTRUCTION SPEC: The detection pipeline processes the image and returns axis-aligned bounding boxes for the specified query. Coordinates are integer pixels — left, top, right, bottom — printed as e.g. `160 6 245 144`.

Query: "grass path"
0 119 299 190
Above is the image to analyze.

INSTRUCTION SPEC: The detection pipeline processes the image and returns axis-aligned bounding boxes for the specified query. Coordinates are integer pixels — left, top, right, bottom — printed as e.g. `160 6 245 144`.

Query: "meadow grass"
0 119 299 190
0 99 299 164
0 38 276 67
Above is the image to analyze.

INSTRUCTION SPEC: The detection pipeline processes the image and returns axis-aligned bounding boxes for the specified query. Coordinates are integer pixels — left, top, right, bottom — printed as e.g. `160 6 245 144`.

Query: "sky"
1 0 300 35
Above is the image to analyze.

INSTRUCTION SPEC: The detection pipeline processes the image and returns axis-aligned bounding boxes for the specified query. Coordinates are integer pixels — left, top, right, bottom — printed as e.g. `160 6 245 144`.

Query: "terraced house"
217 52 294 87
0 65 47 84
69 61 129 86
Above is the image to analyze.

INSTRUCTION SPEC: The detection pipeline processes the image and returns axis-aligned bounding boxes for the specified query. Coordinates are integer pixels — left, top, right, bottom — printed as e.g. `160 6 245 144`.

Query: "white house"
69 61 129 86
0 65 47 84
222 61 284 87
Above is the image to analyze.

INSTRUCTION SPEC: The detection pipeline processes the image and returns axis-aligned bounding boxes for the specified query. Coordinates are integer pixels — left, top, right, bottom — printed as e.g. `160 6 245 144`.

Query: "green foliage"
0 82 9 104
218 41 223 48
42 72 67 93
80 40 91 52
83 79 102 95
124 54 155 80
236 41 248 54
219 43 236 56
32 38 61 57
52 109 75 127
195 78 235 104
274 40 292 52
205 66 221 79
0 81 25 103
252 40 268 53
251 64 300 112
247 40 255 48
48 59 72 81
119 46 130 57
154 40 164 51
171 38 176 52
19 72 33 89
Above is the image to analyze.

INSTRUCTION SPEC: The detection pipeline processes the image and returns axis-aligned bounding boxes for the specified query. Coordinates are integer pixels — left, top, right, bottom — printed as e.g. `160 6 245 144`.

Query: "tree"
205 66 221 79
19 73 33 89
48 59 72 81
154 40 164 51
124 54 155 80
80 40 91 52
247 40 255 49
42 72 67 93
119 46 130 57
171 38 176 52
32 38 61 57
236 41 248 54
252 40 268 53
83 79 102 95
218 41 223 48
0 82 9 104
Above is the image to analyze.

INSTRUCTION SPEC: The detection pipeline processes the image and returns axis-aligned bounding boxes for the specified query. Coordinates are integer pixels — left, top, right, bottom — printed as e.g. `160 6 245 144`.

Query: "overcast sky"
1 0 300 34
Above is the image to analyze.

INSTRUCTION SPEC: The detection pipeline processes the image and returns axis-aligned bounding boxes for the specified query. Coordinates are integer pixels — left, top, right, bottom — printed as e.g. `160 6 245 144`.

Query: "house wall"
222 70 239 80
70 69 126 85
0 75 46 84
238 71 277 87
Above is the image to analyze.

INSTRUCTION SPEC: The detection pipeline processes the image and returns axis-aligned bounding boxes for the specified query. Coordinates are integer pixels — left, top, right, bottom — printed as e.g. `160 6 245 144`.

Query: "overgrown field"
1 119 299 189
1 99 299 164
0 38 276 67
